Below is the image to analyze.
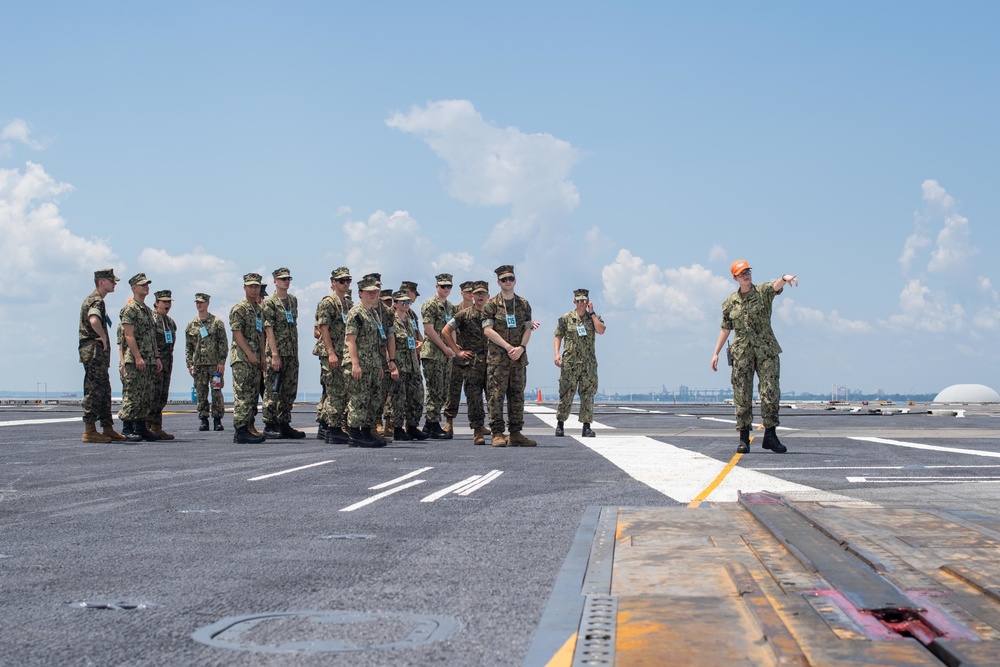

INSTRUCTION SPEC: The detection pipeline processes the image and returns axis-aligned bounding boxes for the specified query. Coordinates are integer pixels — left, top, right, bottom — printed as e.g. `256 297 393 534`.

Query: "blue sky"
2 1 999 397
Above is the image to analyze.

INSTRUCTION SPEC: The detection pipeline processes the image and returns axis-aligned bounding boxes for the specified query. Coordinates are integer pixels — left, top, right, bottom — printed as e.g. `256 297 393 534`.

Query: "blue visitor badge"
377 322 386 340
341 312 347 324
407 336 415 350
104 315 112 327
199 326 209 338
576 325 587 337
285 311 294 324
255 317 263 333
505 314 517 329
445 313 452 323
164 331 174 344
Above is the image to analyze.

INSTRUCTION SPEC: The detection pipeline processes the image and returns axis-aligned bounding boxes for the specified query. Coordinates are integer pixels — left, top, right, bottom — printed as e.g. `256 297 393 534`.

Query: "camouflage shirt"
449 307 487 366
120 299 157 363
555 310 604 368
263 293 299 358
345 304 384 369
152 313 178 359
482 293 532 366
229 298 263 364
312 294 348 360
393 310 420 374
419 297 456 361
185 313 228 366
721 282 784 359
378 301 396 356
78 289 110 349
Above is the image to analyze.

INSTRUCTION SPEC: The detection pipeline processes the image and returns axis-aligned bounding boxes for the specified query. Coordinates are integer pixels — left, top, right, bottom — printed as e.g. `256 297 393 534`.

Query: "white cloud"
709 244 727 262
138 246 235 274
928 208 976 273
1 119 53 152
886 278 964 332
900 179 978 275
777 298 872 333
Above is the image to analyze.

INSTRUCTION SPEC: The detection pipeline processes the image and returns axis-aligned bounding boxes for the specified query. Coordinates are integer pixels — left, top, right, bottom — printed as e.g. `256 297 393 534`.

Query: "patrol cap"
272 267 292 280
331 267 352 280
194 293 210 302
129 273 152 286
357 277 381 292
94 268 120 282
392 290 411 302
573 289 590 302
459 281 473 292
730 259 751 277
243 272 262 285
472 280 489 294
436 273 453 286
154 290 173 302
401 281 420 297
362 272 382 285
494 264 515 279
380 289 393 301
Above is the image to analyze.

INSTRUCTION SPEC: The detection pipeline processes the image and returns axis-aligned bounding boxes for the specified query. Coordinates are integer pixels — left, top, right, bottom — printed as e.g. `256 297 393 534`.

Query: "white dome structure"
933 384 1000 403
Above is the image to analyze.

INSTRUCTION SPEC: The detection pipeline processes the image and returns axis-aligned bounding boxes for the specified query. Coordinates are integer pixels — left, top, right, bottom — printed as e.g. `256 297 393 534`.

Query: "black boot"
582 423 596 438
737 428 750 454
427 421 447 440
394 426 412 441
316 423 328 440
213 417 224 431
135 421 162 442
555 421 565 437
348 427 379 448
234 425 266 444
326 427 349 445
762 427 787 453
263 423 283 439
407 423 429 441
199 417 209 431
122 420 143 443
281 423 307 439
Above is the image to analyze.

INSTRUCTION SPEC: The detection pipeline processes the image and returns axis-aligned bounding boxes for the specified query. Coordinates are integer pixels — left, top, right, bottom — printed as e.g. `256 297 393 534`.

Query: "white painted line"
532 412 614 431
849 437 1000 459
458 470 504 496
759 464 1000 471
576 434 859 504
525 405 556 414
420 475 482 503
0 417 85 427
248 460 334 481
340 479 426 512
847 476 1000 483
699 416 796 431
618 406 646 412
370 467 434 490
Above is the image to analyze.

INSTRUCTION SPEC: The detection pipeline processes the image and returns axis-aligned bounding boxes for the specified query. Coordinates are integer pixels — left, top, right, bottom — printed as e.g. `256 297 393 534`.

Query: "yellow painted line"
543 632 577 667
687 436 752 508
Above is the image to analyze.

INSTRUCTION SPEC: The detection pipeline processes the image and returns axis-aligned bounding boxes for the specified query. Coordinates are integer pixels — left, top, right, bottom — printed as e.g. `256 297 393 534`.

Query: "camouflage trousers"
316 356 349 427
147 356 174 427
463 361 487 429
388 370 424 428
192 365 225 419
444 357 465 419
119 362 156 421
81 347 113 426
264 357 299 425
379 364 392 420
731 351 781 430
347 365 382 428
231 361 262 429
557 363 598 423
487 358 526 433
421 358 452 423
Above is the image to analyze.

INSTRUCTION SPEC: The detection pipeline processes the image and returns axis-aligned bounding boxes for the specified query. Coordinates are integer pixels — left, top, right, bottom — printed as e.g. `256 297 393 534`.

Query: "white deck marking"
530 412 614 431
850 437 1000 459
576 434 859 504
0 417 86 427
247 460 334 481
759 464 1000 471
847 476 1000 483
698 416 796 431
420 475 482 503
457 470 503 496
370 467 434 490
339 479 426 512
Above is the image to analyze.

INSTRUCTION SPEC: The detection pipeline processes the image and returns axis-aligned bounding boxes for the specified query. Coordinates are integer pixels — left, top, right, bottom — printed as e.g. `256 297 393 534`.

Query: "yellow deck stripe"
687 434 754 508
543 632 578 667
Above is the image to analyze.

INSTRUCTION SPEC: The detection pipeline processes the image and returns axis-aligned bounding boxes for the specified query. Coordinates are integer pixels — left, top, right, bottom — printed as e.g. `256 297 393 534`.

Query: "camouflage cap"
272 267 292 280
331 267 352 280
472 280 489 294
154 290 173 301
357 277 381 292
392 290 411 302
362 272 382 285
494 264 515 279
459 281 474 292
194 293 211 302
380 289 393 300
730 259 751 277
400 281 420 297
435 273 453 286
94 268 120 282
129 273 152 286
243 272 262 285
573 289 590 302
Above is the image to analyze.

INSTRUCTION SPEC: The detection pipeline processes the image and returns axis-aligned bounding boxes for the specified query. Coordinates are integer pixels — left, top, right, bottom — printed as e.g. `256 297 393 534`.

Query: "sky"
2 1 999 398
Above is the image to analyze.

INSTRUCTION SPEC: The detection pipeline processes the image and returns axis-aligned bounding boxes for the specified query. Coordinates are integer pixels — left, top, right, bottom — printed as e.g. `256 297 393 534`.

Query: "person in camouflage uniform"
79 268 125 443
372 283 398 443
482 265 535 447
711 260 798 454
388 290 426 440
420 273 457 439
186 293 228 432
314 267 352 444
344 276 386 447
230 273 266 444
443 281 475 435
554 289 606 438
263 267 305 439
443 280 490 444
147 290 178 440
119 273 162 442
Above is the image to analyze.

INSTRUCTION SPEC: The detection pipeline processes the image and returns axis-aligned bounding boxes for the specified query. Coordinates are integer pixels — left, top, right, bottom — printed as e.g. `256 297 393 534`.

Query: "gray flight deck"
2 401 1000 666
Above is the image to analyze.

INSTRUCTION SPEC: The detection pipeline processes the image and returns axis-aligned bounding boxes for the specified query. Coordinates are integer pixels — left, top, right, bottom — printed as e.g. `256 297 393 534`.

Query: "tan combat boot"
508 431 537 447
102 425 126 441
473 426 486 446
491 432 507 447
383 417 393 442
443 417 454 435
371 426 387 444
82 423 111 443
150 424 175 440
247 423 262 437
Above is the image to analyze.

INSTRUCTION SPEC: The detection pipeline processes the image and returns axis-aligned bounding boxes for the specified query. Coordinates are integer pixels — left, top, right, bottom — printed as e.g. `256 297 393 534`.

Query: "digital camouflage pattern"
444 300 473 420
419 296 455 423
554 310 604 423
482 293 532 433
229 298 264 429
345 304 384 428
263 293 300 425
192 366 225 419
448 306 488 428
185 313 228 419
314 294 349 428
119 299 157 421
79 289 113 426
147 312 177 427
419 297 456 361
389 310 424 427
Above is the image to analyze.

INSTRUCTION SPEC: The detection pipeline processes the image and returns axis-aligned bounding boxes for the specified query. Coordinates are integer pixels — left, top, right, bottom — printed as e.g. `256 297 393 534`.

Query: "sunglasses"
336 278 352 284
499 276 515 283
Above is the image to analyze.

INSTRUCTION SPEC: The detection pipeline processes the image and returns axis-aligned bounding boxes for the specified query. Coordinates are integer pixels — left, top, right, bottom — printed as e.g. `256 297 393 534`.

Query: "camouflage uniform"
185 308 228 420
79 287 114 427
555 308 604 423
313 291 349 428
262 287 299 426
448 303 488 429
445 283 474 422
119 297 158 422
148 300 177 429
721 281 784 430
482 291 531 434
377 295 396 423
420 283 456 424
389 302 424 428
229 295 264 430
345 302 385 428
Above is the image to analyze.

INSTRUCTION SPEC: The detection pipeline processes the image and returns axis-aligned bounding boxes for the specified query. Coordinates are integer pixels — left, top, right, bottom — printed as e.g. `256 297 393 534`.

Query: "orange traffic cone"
536 388 543 402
